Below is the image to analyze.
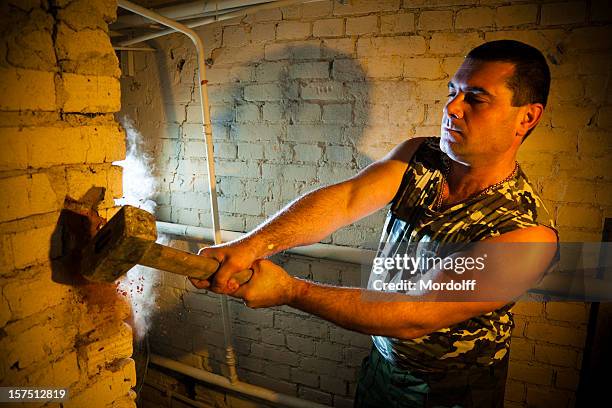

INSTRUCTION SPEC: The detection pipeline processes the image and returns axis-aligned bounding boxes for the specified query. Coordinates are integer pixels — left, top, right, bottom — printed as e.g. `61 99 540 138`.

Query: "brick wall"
120 0 611 407
0 1 136 407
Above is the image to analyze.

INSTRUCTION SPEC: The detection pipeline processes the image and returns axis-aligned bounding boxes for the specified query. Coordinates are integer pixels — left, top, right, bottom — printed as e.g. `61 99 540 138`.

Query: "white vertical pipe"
117 0 237 383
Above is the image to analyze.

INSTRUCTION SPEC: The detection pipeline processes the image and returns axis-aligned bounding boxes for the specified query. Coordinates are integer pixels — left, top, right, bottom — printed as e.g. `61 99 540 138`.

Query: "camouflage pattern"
354 345 508 407
368 136 558 373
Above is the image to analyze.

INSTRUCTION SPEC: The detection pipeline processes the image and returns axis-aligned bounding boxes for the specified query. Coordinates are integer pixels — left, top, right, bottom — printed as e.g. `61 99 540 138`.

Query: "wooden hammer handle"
140 243 253 284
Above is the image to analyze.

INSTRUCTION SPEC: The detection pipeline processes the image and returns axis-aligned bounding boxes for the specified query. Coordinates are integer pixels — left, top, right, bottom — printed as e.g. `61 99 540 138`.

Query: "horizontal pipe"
156 221 376 265
113 46 156 51
117 0 322 47
150 354 331 408
113 0 274 29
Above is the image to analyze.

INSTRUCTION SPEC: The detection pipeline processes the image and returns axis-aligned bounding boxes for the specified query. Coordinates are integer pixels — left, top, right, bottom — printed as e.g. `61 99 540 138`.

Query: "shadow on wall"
147 41 383 235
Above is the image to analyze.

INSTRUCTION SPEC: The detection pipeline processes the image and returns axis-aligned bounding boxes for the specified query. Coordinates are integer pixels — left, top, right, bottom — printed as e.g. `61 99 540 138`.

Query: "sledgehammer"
80 205 252 284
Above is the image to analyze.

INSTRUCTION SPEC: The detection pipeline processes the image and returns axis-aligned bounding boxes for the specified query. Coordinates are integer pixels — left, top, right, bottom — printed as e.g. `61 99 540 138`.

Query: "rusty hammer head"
81 205 157 283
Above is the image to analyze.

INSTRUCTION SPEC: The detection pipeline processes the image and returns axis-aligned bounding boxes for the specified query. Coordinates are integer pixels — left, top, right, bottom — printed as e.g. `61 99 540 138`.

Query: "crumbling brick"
0 174 58 223
58 73 120 113
65 358 136 408
0 68 56 111
79 322 133 376
55 24 120 77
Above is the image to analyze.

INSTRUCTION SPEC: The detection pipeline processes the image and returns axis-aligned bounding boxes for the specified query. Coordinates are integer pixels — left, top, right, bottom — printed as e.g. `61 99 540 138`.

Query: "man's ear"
517 103 544 138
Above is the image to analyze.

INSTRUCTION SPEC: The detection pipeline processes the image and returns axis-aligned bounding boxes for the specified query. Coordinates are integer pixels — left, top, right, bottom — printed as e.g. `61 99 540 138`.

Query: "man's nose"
445 94 463 120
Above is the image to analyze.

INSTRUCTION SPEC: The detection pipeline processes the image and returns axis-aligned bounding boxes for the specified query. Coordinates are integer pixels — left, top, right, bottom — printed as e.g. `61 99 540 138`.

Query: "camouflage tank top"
369 137 557 373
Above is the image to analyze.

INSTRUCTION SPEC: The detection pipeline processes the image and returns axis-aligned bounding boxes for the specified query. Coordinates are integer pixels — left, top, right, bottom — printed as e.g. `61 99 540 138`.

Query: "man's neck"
446 156 518 200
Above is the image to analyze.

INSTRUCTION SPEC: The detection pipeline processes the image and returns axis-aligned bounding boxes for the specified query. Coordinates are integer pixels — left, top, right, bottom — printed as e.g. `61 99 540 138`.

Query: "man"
190 40 559 407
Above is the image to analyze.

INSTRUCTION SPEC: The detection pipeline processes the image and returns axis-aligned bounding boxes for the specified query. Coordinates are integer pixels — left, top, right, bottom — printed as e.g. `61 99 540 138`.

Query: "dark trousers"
354 346 509 408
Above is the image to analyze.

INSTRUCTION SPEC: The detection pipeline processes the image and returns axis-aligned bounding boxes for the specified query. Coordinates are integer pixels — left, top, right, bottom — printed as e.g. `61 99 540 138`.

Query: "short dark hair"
466 40 551 139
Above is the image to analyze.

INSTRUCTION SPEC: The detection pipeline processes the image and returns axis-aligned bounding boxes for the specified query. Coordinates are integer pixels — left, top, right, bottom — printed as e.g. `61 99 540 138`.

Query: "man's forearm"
287 279 432 340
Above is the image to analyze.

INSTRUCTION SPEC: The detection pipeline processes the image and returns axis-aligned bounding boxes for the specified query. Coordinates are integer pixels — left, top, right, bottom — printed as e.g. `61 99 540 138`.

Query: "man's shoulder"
385 136 432 164
496 168 557 233
387 136 445 174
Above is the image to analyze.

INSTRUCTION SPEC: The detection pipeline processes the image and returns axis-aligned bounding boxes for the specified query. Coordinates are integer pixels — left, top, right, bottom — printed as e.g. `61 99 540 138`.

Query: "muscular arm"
238 138 426 260
238 225 558 339
288 284 462 339
198 137 427 293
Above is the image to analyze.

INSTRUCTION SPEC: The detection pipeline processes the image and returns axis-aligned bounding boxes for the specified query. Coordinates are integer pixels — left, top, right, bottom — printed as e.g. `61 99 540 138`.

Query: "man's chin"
440 133 467 161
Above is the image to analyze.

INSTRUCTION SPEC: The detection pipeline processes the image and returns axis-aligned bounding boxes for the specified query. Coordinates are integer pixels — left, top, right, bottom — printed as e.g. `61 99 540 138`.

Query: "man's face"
440 58 523 165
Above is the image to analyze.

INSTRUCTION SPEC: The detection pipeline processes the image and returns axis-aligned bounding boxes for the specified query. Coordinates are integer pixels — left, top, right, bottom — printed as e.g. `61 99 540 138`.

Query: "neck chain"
434 161 519 211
